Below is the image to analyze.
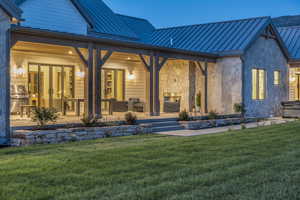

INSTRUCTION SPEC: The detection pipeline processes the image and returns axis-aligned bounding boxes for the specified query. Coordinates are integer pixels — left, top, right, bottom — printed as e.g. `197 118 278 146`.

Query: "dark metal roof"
273 15 300 27
117 14 155 41
1 0 22 19
14 0 139 40
74 0 138 40
278 26 300 60
149 17 271 56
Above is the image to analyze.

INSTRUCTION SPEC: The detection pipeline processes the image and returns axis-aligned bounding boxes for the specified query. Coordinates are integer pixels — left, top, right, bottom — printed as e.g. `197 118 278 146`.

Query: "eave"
10 25 218 63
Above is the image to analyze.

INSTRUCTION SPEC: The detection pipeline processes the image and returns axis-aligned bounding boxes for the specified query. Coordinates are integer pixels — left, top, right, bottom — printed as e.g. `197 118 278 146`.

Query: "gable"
19 0 88 35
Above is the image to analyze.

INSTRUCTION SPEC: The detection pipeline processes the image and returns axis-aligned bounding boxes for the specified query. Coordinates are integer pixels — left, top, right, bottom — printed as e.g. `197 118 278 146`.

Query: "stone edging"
11 124 152 147
179 118 257 130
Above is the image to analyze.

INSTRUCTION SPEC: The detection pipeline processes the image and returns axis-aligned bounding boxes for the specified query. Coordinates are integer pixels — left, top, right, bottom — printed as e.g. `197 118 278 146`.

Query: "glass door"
28 63 75 113
39 65 50 108
52 66 63 111
28 64 39 107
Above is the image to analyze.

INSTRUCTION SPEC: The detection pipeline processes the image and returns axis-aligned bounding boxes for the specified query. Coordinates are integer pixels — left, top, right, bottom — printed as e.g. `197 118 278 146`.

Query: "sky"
103 0 300 28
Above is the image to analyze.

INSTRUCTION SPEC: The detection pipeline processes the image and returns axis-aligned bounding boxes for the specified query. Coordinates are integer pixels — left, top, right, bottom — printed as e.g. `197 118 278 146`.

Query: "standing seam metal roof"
148 17 271 55
278 26 300 60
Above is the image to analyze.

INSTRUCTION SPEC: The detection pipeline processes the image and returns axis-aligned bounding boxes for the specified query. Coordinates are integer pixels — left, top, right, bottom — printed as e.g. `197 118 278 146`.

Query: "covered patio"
9 26 217 128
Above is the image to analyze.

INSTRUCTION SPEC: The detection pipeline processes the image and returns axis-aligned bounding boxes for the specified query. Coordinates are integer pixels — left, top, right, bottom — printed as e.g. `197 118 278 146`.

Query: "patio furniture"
102 98 116 115
128 98 145 112
111 101 128 112
20 105 37 118
163 95 181 113
63 98 85 116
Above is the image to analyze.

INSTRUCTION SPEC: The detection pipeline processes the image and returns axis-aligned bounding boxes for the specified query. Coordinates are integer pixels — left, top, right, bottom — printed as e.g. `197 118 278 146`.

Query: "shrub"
31 107 59 127
196 92 202 108
81 115 100 127
125 112 137 125
234 103 246 114
208 110 218 120
179 110 190 121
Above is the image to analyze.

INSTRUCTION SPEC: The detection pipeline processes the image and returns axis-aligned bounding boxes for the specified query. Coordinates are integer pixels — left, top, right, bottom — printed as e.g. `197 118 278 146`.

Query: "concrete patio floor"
157 118 297 137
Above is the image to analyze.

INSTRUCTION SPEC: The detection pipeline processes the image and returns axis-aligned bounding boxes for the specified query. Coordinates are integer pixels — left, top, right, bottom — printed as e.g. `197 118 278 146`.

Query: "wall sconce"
128 72 136 80
13 65 26 76
290 76 296 82
76 71 85 78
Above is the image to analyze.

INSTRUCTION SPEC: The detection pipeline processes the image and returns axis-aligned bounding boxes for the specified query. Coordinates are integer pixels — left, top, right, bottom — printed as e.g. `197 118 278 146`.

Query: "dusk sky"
104 0 300 28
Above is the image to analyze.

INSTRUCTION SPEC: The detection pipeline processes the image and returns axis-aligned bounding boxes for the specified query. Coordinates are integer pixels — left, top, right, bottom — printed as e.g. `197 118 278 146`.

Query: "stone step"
152 125 185 133
147 121 180 128
137 117 178 124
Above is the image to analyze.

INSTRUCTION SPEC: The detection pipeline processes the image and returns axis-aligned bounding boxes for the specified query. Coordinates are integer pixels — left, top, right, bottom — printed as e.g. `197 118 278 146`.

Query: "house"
0 0 298 145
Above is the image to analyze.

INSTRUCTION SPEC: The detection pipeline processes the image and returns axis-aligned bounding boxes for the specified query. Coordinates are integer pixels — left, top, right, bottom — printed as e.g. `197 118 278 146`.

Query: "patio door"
28 63 75 112
102 69 125 101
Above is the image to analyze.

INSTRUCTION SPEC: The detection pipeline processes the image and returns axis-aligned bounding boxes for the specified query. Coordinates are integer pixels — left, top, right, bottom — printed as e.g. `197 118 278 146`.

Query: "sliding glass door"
28 63 75 112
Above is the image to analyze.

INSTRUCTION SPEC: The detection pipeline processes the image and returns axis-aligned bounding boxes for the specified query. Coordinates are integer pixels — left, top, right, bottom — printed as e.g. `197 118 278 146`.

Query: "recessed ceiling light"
68 50 73 55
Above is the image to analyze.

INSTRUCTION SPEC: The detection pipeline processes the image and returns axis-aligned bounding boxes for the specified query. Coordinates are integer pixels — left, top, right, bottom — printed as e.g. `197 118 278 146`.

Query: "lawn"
1 122 300 200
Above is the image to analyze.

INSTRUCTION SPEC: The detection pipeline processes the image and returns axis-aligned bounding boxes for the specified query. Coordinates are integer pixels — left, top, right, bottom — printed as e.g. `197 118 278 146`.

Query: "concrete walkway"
157 118 296 137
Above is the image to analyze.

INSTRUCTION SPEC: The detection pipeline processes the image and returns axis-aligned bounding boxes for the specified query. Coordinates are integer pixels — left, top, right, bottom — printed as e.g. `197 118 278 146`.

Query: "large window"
252 69 266 100
274 70 281 85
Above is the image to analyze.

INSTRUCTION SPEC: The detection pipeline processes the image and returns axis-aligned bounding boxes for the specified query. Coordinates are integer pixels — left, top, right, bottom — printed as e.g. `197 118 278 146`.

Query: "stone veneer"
0 9 11 145
243 36 288 117
160 60 196 112
11 124 152 146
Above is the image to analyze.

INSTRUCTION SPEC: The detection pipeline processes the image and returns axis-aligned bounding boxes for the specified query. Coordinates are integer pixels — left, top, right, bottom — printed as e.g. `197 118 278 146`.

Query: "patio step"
140 119 185 133
152 125 185 133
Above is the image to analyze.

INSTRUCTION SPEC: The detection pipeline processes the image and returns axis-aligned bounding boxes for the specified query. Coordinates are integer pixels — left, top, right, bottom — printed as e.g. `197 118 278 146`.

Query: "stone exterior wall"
0 9 11 145
207 58 243 114
160 60 195 112
243 36 289 117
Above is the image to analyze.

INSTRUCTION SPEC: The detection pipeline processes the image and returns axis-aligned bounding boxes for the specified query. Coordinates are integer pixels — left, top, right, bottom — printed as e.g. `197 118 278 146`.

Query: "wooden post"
94 48 102 118
86 43 94 117
153 55 160 116
139 54 154 115
93 49 112 118
153 55 168 116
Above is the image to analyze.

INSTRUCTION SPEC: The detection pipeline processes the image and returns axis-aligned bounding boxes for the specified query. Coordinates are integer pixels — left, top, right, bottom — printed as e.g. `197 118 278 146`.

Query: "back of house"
0 0 299 145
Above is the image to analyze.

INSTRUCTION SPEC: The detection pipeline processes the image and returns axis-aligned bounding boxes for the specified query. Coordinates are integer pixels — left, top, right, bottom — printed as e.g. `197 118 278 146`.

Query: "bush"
81 115 100 127
234 103 246 114
125 112 137 125
179 110 190 121
208 110 218 120
196 92 202 108
31 107 59 127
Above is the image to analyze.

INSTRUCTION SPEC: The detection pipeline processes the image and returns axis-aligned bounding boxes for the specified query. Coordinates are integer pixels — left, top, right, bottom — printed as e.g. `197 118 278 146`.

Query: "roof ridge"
116 13 149 22
156 16 271 31
278 25 300 29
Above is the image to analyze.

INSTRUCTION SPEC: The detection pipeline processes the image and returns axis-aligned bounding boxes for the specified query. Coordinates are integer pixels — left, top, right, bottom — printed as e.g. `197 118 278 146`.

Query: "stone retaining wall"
11 124 152 146
179 118 258 130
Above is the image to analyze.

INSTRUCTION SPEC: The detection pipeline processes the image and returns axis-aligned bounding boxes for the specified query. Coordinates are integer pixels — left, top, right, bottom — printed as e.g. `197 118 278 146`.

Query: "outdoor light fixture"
290 76 296 82
68 50 73 55
76 71 85 78
128 72 136 80
13 65 26 76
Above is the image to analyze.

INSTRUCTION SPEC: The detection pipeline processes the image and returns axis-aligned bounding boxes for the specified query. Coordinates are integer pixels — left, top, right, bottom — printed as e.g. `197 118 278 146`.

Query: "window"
252 69 266 100
274 70 281 85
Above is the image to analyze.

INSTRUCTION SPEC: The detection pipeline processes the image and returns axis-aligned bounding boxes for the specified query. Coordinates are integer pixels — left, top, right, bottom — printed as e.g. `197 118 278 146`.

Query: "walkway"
157 118 296 137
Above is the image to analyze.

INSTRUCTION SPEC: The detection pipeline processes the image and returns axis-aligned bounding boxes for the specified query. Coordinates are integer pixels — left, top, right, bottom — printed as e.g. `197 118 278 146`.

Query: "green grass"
1 122 300 200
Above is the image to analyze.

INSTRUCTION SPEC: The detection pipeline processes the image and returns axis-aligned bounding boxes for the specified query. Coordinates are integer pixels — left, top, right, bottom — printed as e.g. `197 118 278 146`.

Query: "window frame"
252 68 266 100
274 70 281 86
